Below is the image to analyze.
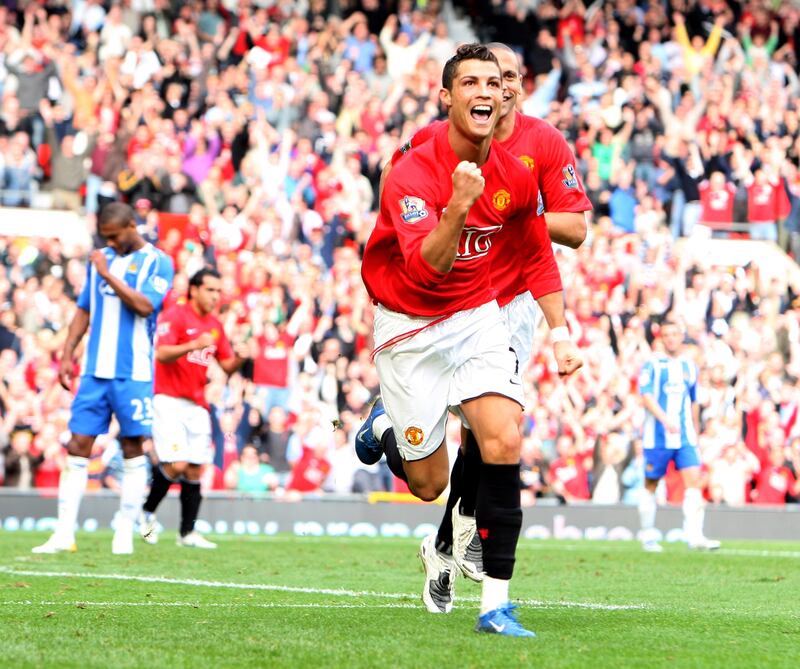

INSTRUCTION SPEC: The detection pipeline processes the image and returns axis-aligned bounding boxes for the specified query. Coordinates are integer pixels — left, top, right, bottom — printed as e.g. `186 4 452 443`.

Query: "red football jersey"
390 115 587 306
548 456 591 500
154 302 234 408
393 115 591 214
753 465 796 505
747 179 791 223
363 122 559 317
253 331 294 387
699 181 736 226
500 112 591 214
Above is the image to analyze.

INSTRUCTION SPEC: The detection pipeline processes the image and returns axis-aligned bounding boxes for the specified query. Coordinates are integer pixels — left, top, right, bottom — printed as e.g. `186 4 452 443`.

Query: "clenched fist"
193 332 216 350
451 161 485 209
554 340 583 377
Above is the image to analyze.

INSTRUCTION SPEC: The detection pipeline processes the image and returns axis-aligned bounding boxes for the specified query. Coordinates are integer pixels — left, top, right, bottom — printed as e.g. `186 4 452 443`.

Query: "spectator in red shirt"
745 168 790 242
252 321 297 416
548 434 591 503
752 445 800 505
698 171 736 236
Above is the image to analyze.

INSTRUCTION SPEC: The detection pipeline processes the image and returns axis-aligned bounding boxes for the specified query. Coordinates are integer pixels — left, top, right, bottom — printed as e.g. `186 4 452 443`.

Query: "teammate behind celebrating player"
360 44 568 637
139 268 248 549
637 318 720 552
33 202 174 555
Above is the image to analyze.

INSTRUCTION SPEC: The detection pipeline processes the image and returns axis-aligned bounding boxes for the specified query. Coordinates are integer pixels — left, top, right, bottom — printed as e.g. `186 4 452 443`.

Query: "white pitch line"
0 600 417 609
0 567 412 600
517 543 800 559
715 548 800 559
0 566 646 611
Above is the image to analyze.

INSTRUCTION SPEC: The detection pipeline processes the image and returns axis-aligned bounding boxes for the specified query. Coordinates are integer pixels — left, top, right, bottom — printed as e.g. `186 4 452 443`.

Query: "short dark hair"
98 202 135 228
442 43 499 91
188 268 221 300
189 267 221 292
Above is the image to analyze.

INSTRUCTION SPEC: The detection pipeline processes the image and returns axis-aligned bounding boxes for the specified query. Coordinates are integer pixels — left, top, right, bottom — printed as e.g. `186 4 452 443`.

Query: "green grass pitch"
1 532 798 668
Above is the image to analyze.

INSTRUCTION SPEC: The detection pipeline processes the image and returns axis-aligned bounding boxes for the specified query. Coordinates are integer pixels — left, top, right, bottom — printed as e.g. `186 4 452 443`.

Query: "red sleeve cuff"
407 247 448 287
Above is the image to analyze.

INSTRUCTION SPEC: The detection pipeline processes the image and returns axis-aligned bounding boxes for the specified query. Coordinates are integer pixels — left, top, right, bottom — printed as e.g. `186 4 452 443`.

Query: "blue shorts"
69 377 154 438
644 446 700 480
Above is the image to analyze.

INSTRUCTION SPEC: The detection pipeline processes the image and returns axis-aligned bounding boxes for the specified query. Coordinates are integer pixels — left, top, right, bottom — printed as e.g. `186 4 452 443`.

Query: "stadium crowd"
1 0 799 507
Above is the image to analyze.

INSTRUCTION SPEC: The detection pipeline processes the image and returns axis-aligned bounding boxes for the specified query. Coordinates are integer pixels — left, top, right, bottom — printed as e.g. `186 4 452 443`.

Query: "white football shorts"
500 290 543 372
152 394 213 465
373 300 524 462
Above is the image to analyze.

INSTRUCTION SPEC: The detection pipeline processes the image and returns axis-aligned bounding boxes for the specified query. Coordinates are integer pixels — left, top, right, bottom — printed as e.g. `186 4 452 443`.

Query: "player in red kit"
366 44 590 612
359 44 572 637
139 268 248 549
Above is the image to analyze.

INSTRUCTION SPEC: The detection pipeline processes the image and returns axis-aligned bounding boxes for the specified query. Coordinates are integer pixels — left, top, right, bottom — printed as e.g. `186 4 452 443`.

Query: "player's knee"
171 461 189 475
67 436 93 458
412 483 446 503
408 473 448 502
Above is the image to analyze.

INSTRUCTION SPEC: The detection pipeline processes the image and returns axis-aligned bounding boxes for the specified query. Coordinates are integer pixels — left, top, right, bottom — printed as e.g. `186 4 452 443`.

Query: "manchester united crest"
492 189 511 211
404 426 424 446
519 155 535 171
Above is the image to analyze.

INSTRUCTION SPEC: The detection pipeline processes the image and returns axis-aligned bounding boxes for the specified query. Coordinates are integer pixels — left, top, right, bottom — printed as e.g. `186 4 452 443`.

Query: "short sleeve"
76 263 92 312
141 252 175 313
639 360 654 395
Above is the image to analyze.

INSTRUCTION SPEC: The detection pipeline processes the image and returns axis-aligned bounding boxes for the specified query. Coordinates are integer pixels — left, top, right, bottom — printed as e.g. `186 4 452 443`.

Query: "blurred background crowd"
1 0 799 507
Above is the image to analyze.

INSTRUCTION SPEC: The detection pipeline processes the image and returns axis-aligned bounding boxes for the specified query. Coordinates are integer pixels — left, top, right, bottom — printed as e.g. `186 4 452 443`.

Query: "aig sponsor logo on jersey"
562 164 578 188
398 195 428 223
187 345 216 366
456 224 502 261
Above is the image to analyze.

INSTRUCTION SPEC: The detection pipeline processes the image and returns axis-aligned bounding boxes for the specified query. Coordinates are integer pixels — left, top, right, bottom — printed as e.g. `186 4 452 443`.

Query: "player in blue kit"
33 202 174 556
637 319 720 552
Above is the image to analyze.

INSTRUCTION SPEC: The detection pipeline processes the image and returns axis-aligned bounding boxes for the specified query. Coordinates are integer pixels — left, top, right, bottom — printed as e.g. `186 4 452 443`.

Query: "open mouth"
470 105 493 123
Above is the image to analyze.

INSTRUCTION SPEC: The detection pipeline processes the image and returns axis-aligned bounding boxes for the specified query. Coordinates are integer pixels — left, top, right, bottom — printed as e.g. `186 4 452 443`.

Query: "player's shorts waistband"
372 300 500 359
375 299 499 324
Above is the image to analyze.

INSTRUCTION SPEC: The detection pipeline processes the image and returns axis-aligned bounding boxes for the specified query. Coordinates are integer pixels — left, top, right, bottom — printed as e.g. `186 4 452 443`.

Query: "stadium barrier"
1 490 797 543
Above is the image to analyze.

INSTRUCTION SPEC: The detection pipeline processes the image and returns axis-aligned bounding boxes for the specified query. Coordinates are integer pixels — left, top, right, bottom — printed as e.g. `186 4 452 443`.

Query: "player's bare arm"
536 290 583 377
218 341 251 375
156 332 215 364
378 159 393 200
90 249 155 318
641 393 680 433
58 307 90 390
420 161 485 273
544 211 588 248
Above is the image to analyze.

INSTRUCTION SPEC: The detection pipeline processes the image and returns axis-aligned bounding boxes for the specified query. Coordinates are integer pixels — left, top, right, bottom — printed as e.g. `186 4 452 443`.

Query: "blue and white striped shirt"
639 354 698 450
77 243 174 381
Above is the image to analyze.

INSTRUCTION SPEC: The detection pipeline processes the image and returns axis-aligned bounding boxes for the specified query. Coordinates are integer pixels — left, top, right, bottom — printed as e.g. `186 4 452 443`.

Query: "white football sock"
638 488 657 541
683 487 705 544
480 576 510 615
56 455 89 542
373 414 392 442
120 456 148 524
